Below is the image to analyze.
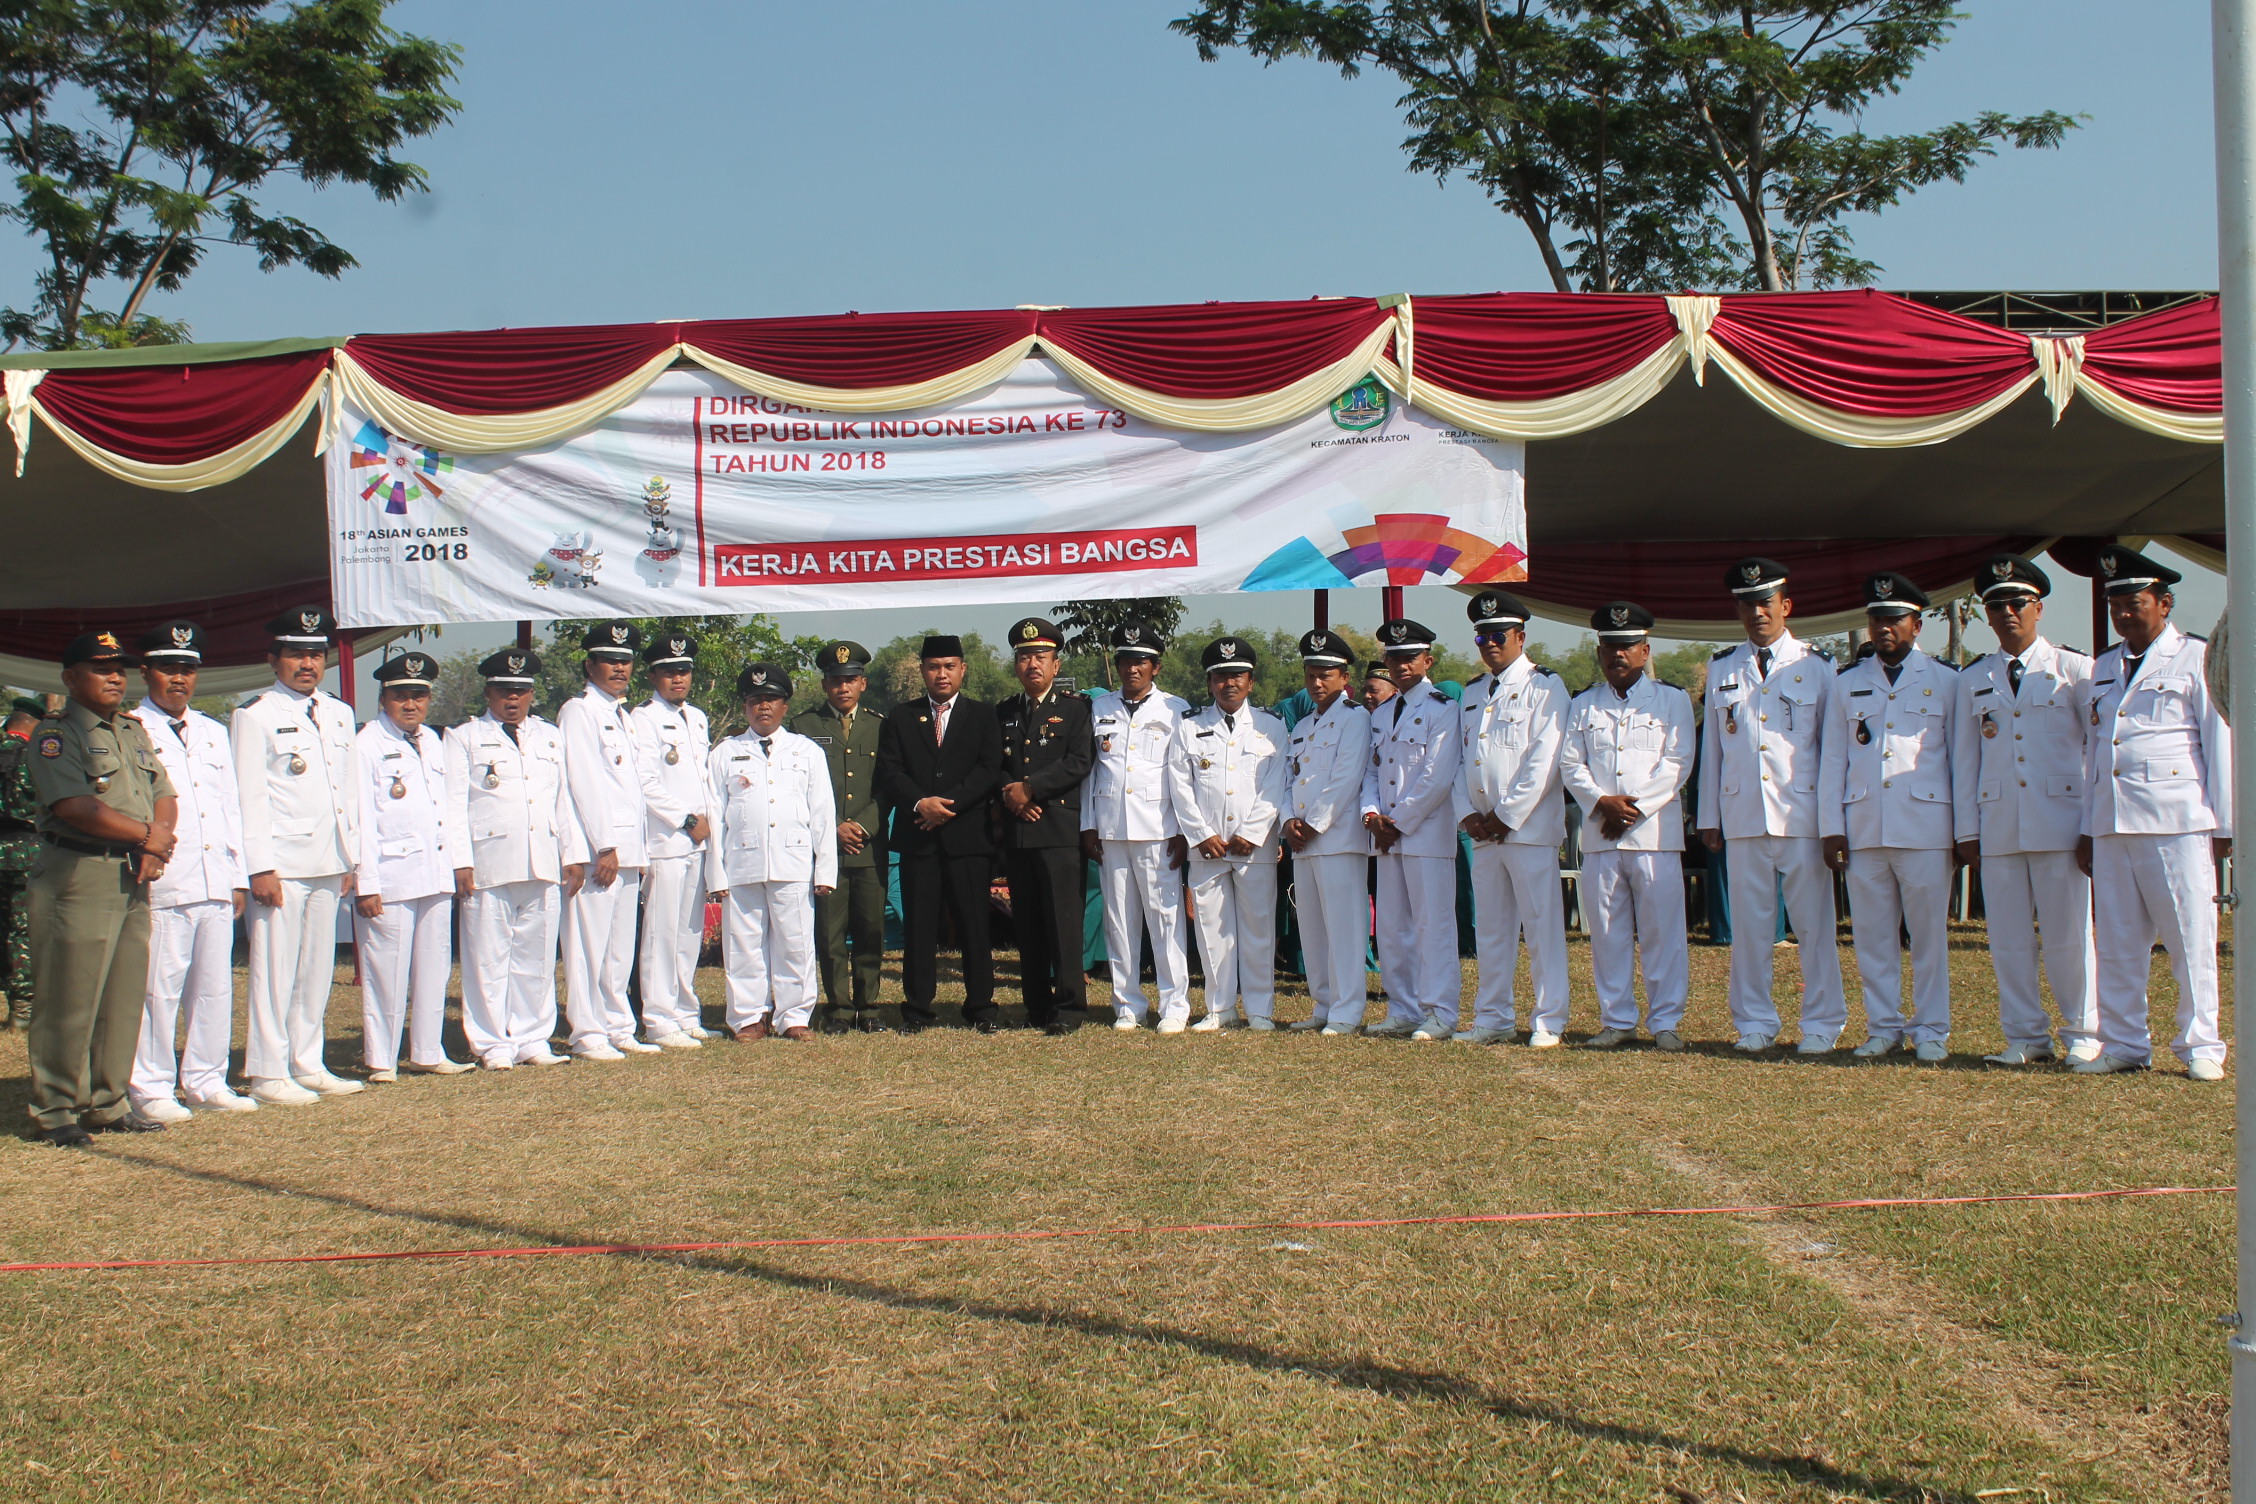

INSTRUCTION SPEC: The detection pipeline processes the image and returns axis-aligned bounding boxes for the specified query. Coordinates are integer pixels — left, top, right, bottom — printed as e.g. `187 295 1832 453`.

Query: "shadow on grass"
92 1150 1985 1504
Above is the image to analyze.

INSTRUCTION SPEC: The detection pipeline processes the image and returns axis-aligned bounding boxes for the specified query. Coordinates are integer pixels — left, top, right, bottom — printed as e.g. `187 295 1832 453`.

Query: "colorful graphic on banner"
324 361 1524 628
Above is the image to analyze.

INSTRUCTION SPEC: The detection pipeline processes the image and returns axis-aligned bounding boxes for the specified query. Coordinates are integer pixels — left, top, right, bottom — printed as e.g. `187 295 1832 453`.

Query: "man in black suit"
877 635 1003 1031
995 616 1096 1035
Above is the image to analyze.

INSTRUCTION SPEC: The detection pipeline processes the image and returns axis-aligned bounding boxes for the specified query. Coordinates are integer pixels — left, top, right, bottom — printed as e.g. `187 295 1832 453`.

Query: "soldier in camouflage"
0 694 40 1027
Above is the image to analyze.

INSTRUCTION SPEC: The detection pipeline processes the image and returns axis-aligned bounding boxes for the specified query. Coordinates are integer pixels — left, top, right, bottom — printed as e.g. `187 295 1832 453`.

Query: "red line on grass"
0 1185 2229 1275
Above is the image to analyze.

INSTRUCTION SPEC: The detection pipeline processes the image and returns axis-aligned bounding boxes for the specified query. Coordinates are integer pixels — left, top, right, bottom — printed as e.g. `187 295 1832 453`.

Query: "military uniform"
1081 621 1192 1029
631 632 717 1046
1283 630 1373 1033
1168 637 1287 1029
996 617 1097 1032
791 640 888 1027
0 696 41 1026
1360 618 1465 1038
558 622 652 1058
26 633 175 1138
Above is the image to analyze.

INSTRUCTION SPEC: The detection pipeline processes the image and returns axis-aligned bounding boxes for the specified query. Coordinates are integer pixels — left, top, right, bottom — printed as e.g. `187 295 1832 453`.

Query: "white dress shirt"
1167 705 1287 855
444 713 587 887
1561 672 1695 854
1081 689 1192 841
138 698 244 907
230 680 359 880
1697 632 1833 840
1454 657 1569 847
705 727 839 890
2079 622 2234 838
630 696 712 859
558 682 649 867
1819 648 1973 851
354 713 454 903
1360 678 1464 859
1286 692 1373 857
1954 636 2091 854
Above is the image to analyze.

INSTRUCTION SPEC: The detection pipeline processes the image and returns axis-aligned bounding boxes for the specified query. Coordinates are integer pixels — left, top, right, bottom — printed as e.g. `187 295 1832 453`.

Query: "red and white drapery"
0 290 2222 489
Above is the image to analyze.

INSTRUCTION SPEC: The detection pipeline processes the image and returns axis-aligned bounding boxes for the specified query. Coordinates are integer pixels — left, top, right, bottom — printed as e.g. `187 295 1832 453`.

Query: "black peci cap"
920 634 965 661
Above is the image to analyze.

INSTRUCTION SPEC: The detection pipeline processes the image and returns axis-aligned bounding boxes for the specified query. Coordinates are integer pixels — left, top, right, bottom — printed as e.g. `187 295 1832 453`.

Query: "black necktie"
1392 695 1408 725
1756 647 1772 681
1223 711 1236 733
2008 658 2024 696
2123 653 2145 685
1123 695 1146 721
408 728 422 753
503 721 521 746
759 737 773 758
1883 660 1902 686
305 698 319 730
169 717 185 739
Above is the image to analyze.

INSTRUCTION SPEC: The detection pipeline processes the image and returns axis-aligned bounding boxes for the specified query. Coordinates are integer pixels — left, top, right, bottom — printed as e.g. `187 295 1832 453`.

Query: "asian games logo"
349 420 454 515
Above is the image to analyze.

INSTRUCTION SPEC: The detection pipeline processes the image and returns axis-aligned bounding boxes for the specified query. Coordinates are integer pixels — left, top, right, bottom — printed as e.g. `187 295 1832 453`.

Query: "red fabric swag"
1708 291 2035 417
2079 297 2221 414
1401 292 1681 400
1036 298 1390 398
1529 535 2052 622
0 580 333 666
343 323 678 415
684 308 1038 389
30 349 331 465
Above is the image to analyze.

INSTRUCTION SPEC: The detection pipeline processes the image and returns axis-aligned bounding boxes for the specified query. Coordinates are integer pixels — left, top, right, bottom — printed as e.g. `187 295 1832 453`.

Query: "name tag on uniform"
730 754 751 762
1973 687 1994 697
810 736 833 744
382 748 404 759
1849 689 1874 698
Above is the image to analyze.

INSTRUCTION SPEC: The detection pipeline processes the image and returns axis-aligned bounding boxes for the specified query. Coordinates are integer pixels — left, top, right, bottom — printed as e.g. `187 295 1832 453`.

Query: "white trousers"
639 853 706 1038
1982 849 2099 1051
2092 832 2225 1065
1585 849 1688 1032
1846 845 1953 1044
245 873 343 1081
1468 841 1569 1034
1099 840 1189 1024
562 867 643 1049
1374 853 1461 1027
459 879 562 1064
1188 855 1278 1020
355 891 454 1071
1726 834 1846 1040
133 899 237 1103
723 881 817 1031
1291 852 1370 1028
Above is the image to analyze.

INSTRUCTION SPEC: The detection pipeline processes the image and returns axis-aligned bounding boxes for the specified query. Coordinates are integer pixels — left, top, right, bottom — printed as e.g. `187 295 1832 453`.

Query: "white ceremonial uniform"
1082 688 1193 1025
131 702 245 1108
2079 623 2233 1067
1454 659 1570 1036
1696 633 1847 1043
1954 638 2098 1053
232 681 360 1084
1361 679 1465 1029
558 682 649 1053
1167 705 1288 1023
1819 648 1972 1047
706 727 837 1033
1285 693 1373 1029
1562 673 1695 1033
446 713 586 1066
352 714 455 1073
630 695 713 1041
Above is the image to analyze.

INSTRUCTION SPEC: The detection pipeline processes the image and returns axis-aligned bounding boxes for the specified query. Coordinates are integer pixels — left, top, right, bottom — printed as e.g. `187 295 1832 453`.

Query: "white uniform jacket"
138 699 244 907
1081 690 1192 841
558 684 649 867
444 713 587 887
630 697 712 860
1953 637 2091 854
1697 634 1833 840
1167 706 1287 854
354 714 454 903
1819 649 1972 851
1561 674 1694 853
1360 679 1464 859
1453 658 1569 847
230 682 359 880
705 728 839 890
1285 694 1372 858
2078 623 2233 838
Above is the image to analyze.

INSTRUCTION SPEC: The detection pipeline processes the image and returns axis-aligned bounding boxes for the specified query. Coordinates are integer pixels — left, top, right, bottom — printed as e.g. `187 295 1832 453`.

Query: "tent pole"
1382 585 1404 622
2209 2 2256 1497
338 634 356 713
2092 561 2111 656
1313 589 1328 631
517 620 533 651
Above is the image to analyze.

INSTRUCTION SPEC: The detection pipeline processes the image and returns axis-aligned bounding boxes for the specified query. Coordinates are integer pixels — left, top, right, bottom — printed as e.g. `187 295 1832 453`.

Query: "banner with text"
326 361 1526 627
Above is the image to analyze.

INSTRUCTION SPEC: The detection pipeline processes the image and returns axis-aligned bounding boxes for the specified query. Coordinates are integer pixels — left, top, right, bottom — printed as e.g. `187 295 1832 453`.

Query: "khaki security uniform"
26 703 173 1130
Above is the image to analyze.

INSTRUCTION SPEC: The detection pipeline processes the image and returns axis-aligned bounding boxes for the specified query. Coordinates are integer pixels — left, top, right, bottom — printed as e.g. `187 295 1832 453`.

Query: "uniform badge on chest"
1981 715 1998 739
287 753 307 775
665 745 680 765
390 775 408 799
483 764 500 789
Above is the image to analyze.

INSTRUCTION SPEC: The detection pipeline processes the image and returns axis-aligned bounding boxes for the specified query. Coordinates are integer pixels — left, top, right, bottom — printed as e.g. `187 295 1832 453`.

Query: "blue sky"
6 0 2221 682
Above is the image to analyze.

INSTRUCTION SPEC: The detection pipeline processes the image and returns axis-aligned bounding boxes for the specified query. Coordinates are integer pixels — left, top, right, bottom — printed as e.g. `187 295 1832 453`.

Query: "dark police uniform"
26 633 174 1140
790 640 888 1029
995 616 1096 1031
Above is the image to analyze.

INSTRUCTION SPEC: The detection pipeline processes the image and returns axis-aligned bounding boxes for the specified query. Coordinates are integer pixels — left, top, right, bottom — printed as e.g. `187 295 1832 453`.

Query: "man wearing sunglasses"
1953 555 2098 1067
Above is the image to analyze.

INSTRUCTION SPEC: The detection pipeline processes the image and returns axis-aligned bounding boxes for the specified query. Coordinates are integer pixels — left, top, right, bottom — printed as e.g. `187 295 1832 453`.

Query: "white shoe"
1527 1029 1563 1049
1913 1041 1949 1063
518 1047 569 1065
1366 1017 1420 1039
2190 1058 2227 1081
613 1035 662 1054
1796 1032 1838 1055
1320 1022 1359 1037
687 1025 725 1040
1189 1010 1226 1033
1984 1044 2056 1066
188 1086 257 1113
649 1031 704 1050
1247 1016 1276 1032
1113 1015 1142 1032
2065 1040 2104 1064
1734 1033 1774 1053
1851 1035 1901 1059
480 1053 516 1071
294 1072 365 1097
1409 1016 1451 1042
364 1068 399 1085
131 1096 193 1124
403 1059 474 1075
574 1042 627 1061
2071 1052 2147 1075
1156 1017 1187 1035
249 1077 321 1106
1289 1018 1324 1032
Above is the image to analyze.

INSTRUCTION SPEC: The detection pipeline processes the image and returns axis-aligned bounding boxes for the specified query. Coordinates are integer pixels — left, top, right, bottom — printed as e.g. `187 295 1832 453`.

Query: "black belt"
44 833 137 859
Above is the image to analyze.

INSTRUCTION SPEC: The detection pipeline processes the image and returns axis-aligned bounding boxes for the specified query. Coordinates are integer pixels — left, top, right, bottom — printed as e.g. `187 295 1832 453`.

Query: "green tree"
1052 596 1186 690
862 630 1016 715
1173 1 2077 291
0 1 461 350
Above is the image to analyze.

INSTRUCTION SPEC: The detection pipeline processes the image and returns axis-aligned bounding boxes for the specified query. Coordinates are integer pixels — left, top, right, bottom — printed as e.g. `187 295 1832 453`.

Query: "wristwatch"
681 813 699 834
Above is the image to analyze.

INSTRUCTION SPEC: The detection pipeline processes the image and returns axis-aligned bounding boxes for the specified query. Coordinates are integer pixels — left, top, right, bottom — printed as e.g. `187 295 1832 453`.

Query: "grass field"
0 922 2233 1502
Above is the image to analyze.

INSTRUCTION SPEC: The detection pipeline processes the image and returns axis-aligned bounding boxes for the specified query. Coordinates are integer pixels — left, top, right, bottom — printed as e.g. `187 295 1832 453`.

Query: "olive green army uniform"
0 728 38 1025
791 699 886 1020
25 702 173 1131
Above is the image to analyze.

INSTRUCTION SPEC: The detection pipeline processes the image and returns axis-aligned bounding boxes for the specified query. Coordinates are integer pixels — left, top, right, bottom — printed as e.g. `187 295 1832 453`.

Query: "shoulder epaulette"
1710 645 1735 660
239 693 263 708
2059 644 2091 658
1467 672 1490 688
1964 652 1989 667
1533 663 1558 677
2188 632 2210 643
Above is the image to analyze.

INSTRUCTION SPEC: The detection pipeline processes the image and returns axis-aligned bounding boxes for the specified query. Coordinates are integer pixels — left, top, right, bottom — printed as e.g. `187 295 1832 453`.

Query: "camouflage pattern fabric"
0 732 35 1023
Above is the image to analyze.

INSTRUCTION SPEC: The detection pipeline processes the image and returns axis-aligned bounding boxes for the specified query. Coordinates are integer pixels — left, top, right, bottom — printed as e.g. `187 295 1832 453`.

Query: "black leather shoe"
1042 1021 1078 1037
39 1123 92 1148
972 1019 1003 1035
854 1013 893 1034
897 1017 932 1035
89 1114 164 1134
